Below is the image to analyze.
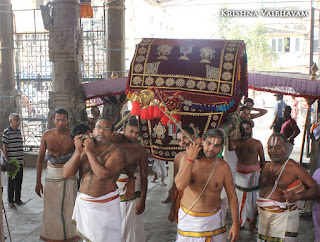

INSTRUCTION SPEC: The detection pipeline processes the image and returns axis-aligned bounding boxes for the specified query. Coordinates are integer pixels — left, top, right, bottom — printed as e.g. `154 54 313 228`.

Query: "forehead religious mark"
270 137 274 146
270 136 279 147
208 138 219 145
97 119 111 126
177 133 184 139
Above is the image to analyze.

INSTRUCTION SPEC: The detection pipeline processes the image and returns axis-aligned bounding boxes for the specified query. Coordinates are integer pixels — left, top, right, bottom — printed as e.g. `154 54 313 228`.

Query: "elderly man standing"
2 113 25 209
63 118 129 242
35 108 78 241
250 133 320 241
175 129 240 242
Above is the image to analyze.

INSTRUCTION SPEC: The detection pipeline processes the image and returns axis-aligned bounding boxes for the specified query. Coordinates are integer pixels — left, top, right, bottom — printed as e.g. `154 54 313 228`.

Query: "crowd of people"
0 93 319 241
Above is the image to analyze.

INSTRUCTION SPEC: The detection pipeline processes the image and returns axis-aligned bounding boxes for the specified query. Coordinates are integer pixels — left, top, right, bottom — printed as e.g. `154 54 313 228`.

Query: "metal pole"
300 3 315 163
307 5 315 156
2 201 12 242
318 8 320 70
310 6 314 73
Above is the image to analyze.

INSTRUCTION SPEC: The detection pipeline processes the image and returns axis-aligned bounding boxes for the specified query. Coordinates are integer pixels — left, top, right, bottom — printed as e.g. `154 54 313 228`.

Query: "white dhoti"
117 168 145 242
256 194 299 242
167 161 174 190
235 166 260 227
40 163 78 241
223 143 237 181
176 204 227 242
151 158 167 178
72 190 121 242
221 144 237 211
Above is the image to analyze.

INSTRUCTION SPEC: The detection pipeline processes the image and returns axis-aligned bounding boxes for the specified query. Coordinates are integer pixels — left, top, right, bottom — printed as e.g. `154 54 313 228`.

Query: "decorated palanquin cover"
127 38 248 161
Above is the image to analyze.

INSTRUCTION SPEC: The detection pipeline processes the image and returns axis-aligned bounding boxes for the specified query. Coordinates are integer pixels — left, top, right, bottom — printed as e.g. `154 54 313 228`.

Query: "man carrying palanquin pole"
175 129 240 242
63 118 129 242
229 119 265 229
243 98 267 121
112 116 148 242
168 126 196 224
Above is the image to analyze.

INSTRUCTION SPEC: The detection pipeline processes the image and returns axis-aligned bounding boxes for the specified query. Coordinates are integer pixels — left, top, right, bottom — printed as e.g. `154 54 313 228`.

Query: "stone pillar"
103 0 125 123
105 0 125 78
0 0 18 134
48 0 85 128
0 2 16 238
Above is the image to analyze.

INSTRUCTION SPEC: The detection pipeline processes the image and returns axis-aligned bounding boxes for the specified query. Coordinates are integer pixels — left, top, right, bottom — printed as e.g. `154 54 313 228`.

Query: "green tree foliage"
226 23 278 71
213 12 278 71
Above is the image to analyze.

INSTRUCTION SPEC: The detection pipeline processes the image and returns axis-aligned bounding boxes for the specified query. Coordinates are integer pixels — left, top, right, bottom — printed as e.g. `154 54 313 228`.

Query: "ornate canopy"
127 38 248 160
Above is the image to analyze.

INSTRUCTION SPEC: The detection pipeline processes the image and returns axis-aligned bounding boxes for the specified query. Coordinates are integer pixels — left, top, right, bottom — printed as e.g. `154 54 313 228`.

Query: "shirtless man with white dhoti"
229 119 265 228
112 116 148 242
63 118 128 242
250 133 320 241
35 107 79 242
175 129 240 242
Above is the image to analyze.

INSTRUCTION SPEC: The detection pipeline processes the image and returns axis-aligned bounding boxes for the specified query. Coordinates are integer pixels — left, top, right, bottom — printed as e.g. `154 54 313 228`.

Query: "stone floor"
0 167 315 242
1 109 317 241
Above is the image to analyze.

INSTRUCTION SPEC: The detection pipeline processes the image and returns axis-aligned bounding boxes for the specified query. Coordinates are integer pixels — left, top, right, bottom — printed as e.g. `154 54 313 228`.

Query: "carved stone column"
48 0 85 128
0 1 15 237
105 0 125 78
0 0 18 134
103 0 125 123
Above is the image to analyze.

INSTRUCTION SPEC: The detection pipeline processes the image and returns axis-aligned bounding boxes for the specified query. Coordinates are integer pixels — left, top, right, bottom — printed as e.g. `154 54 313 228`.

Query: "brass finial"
131 92 141 102
111 72 119 79
140 89 155 107
310 63 318 80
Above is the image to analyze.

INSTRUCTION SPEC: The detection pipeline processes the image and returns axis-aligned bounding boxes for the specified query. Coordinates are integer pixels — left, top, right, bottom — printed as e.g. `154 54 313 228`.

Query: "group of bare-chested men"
34 104 320 242
167 98 320 241
35 107 147 242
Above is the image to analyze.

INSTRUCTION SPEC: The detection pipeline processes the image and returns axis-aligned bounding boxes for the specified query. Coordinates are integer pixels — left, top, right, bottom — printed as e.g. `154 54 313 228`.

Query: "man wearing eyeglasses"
63 118 128 242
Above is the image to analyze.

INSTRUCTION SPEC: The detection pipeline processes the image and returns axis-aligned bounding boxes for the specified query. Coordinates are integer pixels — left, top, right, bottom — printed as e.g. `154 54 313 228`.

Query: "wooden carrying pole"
154 102 239 144
132 88 239 145
154 102 194 142
114 112 131 130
